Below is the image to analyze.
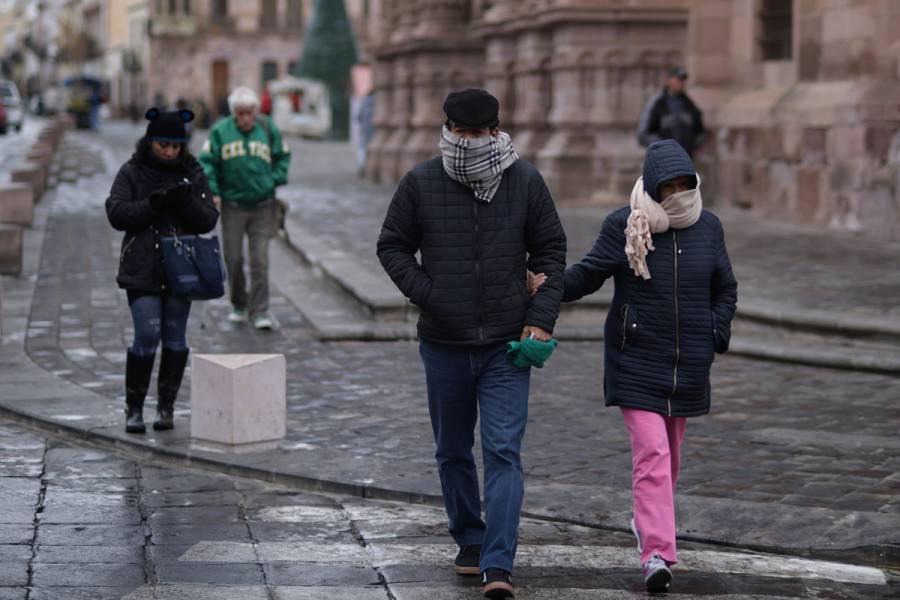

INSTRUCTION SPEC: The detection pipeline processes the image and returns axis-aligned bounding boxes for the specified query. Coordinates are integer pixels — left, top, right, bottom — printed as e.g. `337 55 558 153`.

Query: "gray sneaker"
643 554 672 594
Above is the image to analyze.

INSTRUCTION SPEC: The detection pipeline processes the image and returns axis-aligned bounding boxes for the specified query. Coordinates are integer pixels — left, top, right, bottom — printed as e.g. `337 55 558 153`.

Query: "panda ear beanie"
145 108 194 142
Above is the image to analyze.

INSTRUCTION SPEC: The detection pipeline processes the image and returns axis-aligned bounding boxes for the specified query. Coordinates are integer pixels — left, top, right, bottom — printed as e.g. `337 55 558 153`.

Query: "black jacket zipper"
472 201 484 342
667 233 680 416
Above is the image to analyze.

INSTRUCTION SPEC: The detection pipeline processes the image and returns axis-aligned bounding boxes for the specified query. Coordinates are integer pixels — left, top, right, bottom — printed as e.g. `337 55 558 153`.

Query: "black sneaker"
643 554 673 594
454 544 481 575
482 568 514 598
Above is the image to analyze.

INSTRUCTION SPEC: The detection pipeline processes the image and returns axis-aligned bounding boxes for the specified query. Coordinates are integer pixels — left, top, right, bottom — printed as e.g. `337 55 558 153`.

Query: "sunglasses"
155 141 184 150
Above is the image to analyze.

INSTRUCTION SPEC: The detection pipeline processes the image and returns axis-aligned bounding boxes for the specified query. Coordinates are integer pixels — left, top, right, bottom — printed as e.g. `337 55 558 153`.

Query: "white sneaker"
228 308 247 323
630 517 643 553
253 314 273 330
643 554 672 594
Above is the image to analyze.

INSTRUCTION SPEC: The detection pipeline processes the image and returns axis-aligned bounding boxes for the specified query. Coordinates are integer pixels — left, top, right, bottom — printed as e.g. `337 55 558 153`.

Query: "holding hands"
520 271 551 340
527 270 547 297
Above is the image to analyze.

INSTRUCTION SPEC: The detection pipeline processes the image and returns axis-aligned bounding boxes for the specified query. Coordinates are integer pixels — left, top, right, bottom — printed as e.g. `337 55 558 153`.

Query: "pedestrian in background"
637 66 706 157
529 139 737 593
260 84 273 116
199 86 292 330
105 108 219 434
377 89 567 599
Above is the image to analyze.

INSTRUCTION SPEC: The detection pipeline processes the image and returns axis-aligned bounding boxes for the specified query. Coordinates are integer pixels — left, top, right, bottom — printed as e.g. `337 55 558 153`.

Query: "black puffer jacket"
106 148 219 293
564 207 737 417
377 156 567 346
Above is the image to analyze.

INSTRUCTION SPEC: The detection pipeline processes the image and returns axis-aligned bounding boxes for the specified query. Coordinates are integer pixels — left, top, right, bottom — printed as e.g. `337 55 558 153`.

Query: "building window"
168 0 176 14
212 0 228 21
260 0 277 30
287 0 303 29
184 0 191 14
288 60 299 76
261 61 278 89
758 0 792 60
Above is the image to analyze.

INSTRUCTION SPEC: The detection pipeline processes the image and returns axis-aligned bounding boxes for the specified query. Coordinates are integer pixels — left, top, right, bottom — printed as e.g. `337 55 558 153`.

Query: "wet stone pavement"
0 418 896 599
0 123 898 597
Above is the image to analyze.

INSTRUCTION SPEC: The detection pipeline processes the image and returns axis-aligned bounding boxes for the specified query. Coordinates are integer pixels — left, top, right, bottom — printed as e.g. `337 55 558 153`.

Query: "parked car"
0 103 7 134
0 80 24 131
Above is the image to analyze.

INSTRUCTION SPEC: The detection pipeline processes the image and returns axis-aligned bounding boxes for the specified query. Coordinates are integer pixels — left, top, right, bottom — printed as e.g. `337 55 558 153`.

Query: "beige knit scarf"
624 175 702 280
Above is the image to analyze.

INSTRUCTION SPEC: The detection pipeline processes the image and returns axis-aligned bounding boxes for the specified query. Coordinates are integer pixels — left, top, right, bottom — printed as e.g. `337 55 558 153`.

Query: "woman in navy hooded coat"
531 140 737 593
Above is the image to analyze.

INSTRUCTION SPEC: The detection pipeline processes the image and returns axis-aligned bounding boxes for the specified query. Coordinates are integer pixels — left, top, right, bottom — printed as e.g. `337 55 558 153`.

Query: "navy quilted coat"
377 156 567 346
564 207 738 417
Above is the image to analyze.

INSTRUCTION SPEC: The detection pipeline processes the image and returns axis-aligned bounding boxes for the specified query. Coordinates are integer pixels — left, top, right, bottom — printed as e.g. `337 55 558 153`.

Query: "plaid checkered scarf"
440 126 518 203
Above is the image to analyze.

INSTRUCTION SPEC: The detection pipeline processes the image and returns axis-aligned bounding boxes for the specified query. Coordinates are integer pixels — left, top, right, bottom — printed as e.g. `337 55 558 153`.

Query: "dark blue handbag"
160 232 226 300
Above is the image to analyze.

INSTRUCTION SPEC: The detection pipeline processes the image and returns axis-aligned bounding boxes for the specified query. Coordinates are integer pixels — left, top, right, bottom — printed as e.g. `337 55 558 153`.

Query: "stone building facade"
364 0 900 240
146 0 306 113
145 0 372 115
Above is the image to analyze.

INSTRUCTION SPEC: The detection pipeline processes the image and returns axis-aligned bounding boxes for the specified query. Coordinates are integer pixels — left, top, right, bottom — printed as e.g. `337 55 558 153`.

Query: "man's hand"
520 326 552 342
212 195 221 210
527 270 547 297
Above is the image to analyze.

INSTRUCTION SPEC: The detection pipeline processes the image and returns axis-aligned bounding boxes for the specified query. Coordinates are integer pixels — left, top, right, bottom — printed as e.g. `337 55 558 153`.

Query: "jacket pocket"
120 236 139 274
712 310 729 354
620 303 639 350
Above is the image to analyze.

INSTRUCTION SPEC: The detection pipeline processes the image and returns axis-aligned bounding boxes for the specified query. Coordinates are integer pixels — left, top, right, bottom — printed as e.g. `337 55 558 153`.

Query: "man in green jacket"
199 86 292 329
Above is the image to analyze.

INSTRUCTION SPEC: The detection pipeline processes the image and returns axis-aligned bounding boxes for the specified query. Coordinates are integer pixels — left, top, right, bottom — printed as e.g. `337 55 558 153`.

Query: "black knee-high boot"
125 350 156 434
154 348 189 431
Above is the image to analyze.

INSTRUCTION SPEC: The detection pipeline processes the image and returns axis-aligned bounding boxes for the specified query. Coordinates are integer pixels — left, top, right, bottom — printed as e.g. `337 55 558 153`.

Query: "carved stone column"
389 0 418 44
363 55 394 181
411 0 468 39
377 56 414 183
536 22 601 201
510 30 553 164
383 0 483 178
404 49 483 172
482 35 518 135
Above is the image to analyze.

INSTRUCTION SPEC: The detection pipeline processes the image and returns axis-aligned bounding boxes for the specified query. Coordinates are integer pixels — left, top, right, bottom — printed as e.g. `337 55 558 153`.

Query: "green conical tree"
292 0 358 141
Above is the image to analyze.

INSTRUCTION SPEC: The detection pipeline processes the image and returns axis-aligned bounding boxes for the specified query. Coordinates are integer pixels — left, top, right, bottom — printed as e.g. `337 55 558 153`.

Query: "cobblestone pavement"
0 122 898 576
0 417 896 599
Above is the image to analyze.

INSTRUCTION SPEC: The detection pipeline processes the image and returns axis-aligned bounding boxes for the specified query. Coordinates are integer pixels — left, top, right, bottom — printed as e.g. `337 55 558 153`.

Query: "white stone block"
190 354 286 445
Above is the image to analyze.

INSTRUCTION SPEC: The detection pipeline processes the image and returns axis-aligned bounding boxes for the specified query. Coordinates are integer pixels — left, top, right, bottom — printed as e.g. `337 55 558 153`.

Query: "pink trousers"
621 407 687 565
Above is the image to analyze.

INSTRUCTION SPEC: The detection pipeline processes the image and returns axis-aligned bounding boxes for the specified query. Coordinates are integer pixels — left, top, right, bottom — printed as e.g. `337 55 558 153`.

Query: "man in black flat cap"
377 89 566 599
637 66 707 156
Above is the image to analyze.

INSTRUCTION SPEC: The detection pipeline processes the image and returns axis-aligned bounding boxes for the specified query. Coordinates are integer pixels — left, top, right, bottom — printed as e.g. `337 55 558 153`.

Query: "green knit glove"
506 337 559 369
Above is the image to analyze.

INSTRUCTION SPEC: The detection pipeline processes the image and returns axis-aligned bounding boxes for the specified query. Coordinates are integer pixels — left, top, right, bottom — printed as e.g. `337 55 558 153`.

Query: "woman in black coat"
105 108 219 433
531 140 737 593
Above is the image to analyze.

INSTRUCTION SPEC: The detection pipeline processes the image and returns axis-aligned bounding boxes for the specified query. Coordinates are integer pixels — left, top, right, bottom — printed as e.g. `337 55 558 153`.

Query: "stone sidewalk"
0 123 898 575
3 417 894 599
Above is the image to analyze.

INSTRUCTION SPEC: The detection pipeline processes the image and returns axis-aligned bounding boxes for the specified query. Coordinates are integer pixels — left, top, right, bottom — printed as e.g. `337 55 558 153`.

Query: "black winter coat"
637 90 706 156
377 157 567 346
106 152 219 293
564 207 737 417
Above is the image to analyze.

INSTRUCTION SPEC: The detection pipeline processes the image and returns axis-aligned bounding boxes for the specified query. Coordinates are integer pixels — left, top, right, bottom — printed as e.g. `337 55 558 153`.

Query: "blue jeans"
419 339 531 574
128 293 191 356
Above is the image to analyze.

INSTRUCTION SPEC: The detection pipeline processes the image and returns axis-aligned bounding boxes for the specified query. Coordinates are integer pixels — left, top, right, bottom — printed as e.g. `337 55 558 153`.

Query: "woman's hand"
527 270 547 297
